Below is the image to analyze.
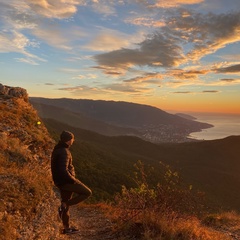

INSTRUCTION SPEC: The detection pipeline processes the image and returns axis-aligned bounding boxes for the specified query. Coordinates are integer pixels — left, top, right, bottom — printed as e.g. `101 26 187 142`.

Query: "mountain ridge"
30 97 213 143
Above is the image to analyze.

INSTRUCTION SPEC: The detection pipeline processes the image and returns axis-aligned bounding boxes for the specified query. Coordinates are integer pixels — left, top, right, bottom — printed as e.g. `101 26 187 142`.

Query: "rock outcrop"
0 83 28 102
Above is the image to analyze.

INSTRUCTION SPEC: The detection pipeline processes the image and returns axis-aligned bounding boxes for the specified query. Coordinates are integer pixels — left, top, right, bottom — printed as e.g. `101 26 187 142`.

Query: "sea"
187 112 240 140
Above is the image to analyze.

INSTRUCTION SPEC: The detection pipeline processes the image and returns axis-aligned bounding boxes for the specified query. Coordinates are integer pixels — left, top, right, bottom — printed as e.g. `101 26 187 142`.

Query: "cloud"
0 0 85 26
173 90 219 94
221 54 240 62
169 68 209 80
166 9 240 61
166 74 240 89
56 83 146 98
72 74 97 80
94 9 240 76
125 17 165 28
103 83 145 93
57 81 151 96
0 1 85 63
57 85 111 98
149 0 204 8
2 0 240 87
84 28 138 52
58 86 85 91
90 0 116 16
199 0 240 13
202 90 219 93
221 78 239 82
0 7 85 59
15 57 39 65
94 31 185 69
58 68 98 79
127 0 204 9
31 25 70 50
0 30 29 53
215 64 240 73
92 65 127 76
58 68 80 73
100 71 122 76
173 91 192 94
124 72 163 84
25 0 82 19
219 78 240 86
0 30 46 63
0 4 37 30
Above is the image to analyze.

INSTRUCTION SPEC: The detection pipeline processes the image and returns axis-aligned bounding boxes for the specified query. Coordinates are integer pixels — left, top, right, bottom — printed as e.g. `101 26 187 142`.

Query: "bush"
111 161 231 240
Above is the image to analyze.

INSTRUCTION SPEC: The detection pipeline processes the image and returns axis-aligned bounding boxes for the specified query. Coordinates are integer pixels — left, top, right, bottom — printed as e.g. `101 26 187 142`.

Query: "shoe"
62 227 80 234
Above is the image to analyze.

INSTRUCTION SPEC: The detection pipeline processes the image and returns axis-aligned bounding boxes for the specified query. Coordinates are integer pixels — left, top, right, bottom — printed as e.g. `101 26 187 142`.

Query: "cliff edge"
0 84 60 239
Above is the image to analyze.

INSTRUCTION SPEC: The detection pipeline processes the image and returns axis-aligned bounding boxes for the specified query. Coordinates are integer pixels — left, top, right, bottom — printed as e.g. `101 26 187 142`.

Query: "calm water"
188 113 240 140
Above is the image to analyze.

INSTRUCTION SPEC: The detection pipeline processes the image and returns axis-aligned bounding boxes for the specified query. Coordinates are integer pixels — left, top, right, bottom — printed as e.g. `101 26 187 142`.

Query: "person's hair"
60 131 74 142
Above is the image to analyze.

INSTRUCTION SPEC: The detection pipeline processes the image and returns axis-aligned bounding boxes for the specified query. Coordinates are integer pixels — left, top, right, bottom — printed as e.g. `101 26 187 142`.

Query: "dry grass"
139 212 233 240
203 211 240 237
0 96 59 239
106 161 237 240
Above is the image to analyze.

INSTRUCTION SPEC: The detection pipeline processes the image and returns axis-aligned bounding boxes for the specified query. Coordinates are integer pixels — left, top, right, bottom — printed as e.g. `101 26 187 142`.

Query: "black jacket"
51 141 77 187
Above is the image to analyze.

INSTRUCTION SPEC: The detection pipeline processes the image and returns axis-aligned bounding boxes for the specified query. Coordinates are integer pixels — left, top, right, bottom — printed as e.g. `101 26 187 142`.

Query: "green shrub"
112 161 231 240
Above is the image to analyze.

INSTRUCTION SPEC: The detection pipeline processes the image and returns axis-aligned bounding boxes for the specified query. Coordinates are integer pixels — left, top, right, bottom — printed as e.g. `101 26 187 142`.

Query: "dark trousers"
59 181 92 229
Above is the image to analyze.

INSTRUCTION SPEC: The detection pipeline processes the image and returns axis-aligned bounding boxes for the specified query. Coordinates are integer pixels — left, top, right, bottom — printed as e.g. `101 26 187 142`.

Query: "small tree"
112 161 210 239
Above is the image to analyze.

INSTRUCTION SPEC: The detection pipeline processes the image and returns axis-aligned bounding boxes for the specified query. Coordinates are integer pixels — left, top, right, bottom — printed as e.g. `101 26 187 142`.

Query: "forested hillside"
44 117 240 212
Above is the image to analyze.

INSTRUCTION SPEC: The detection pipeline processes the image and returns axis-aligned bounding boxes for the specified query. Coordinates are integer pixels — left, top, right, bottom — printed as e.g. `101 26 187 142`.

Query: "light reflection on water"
187 113 240 140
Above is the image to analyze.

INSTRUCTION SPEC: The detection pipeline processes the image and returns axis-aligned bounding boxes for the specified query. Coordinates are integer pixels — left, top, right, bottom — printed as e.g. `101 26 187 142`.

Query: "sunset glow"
1 0 240 113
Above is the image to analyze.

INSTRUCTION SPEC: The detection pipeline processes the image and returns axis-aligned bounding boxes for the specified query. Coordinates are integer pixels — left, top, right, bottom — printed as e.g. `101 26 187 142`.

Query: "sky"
1 0 240 114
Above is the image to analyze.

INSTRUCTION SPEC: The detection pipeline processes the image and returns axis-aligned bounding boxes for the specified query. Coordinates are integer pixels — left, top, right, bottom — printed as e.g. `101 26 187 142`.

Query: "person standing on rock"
51 130 92 234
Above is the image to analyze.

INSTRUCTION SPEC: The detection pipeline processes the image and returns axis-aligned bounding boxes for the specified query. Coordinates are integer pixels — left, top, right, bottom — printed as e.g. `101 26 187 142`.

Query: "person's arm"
58 149 77 184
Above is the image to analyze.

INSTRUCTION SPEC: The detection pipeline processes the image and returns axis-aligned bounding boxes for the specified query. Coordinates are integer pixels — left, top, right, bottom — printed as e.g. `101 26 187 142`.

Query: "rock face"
0 83 28 101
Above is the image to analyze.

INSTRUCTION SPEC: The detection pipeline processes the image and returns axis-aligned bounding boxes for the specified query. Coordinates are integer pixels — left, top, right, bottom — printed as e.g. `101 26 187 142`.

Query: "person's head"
60 130 74 146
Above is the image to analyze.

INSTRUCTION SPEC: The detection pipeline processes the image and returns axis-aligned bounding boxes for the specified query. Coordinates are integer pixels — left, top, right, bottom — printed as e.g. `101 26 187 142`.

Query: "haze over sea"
187 113 240 140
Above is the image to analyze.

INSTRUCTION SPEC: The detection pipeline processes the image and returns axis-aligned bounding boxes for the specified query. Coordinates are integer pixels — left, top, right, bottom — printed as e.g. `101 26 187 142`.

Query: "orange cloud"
27 0 79 18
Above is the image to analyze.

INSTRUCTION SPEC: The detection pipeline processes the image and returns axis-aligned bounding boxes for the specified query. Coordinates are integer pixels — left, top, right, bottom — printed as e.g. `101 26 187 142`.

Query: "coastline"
186 112 240 141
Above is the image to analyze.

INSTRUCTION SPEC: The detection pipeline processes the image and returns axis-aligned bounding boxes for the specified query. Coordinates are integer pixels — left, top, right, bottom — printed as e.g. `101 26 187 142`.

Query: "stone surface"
0 83 28 101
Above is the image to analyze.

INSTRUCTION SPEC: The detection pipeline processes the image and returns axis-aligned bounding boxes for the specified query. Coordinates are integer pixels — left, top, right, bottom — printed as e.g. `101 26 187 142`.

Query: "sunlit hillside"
0 86 60 239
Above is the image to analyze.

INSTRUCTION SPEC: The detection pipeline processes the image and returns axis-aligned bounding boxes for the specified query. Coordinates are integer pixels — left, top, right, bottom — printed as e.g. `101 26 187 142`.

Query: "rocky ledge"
0 83 28 102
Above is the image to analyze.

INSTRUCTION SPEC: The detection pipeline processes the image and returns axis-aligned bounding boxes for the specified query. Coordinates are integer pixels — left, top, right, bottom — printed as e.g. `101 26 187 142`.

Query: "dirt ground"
57 205 122 240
